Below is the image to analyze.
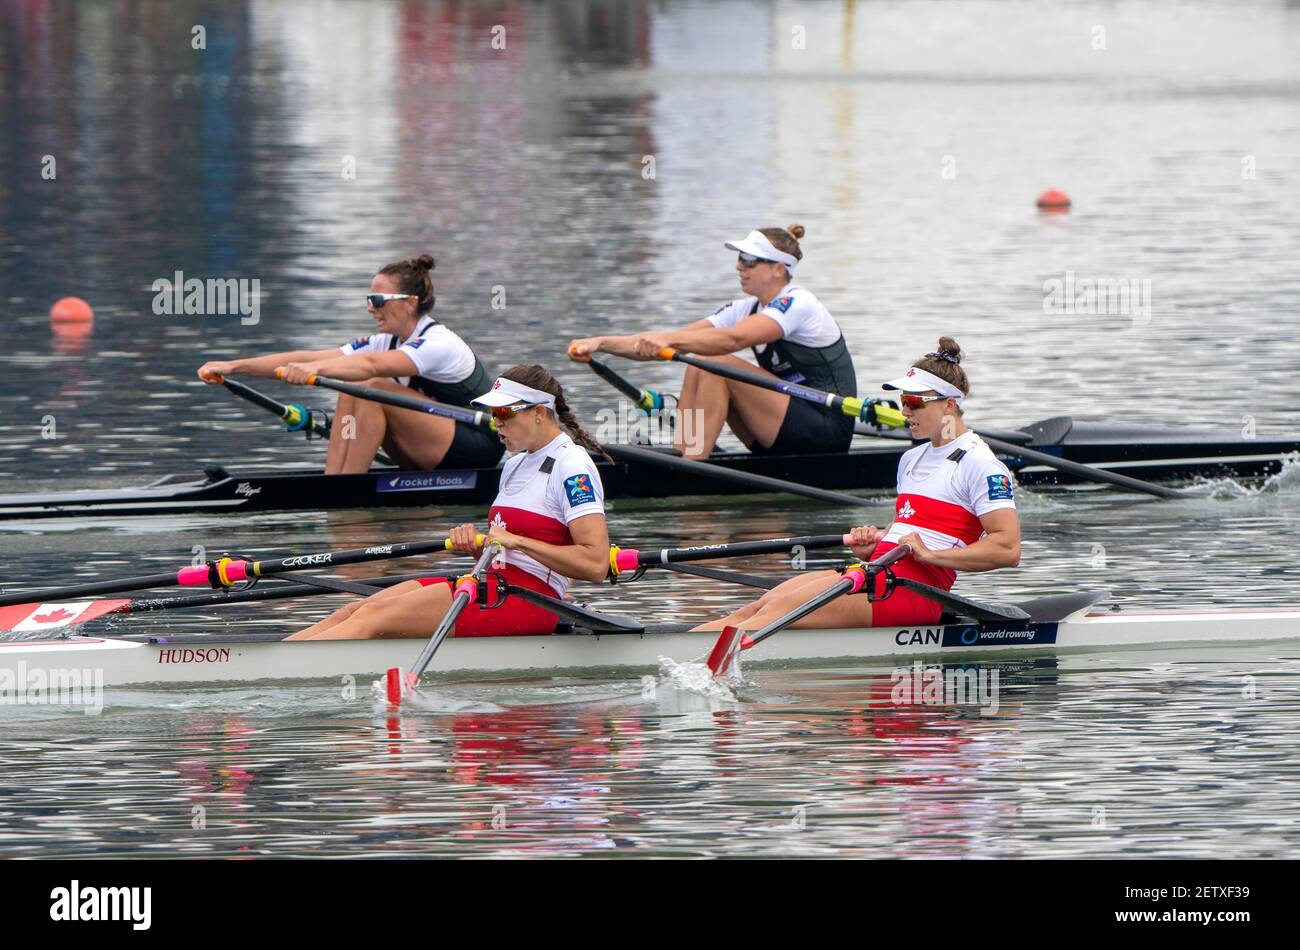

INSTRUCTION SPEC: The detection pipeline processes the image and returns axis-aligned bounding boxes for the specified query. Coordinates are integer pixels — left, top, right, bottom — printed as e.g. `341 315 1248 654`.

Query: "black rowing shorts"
748 397 855 456
442 420 506 469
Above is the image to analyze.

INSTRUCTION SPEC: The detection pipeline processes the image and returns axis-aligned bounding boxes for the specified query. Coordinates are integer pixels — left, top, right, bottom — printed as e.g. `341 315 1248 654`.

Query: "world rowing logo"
898 499 915 519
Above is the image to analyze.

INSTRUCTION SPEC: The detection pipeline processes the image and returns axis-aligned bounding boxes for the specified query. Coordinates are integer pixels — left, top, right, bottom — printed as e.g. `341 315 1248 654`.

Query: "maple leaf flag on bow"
0 600 130 633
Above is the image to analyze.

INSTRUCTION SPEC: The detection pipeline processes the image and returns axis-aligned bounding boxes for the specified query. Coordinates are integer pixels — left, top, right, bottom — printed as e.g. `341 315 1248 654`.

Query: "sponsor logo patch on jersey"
564 473 597 508
768 295 795 314
403 338 424 349
987 474 1014 501
349 336 371 349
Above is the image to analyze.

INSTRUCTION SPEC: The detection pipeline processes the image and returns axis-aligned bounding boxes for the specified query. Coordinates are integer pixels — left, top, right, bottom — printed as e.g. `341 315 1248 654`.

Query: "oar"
219 377 332 439
890 576 1029 623
310 363 870 506
654 349 1187 500
705 545 913 676
386 543 501 704
659 562 778 589
217 376 400 465
607 532 851 579
603 442 869 506
654 347 906 428
584 356 666 415
0 535 482 607
0 573 440 634
284 371 499 430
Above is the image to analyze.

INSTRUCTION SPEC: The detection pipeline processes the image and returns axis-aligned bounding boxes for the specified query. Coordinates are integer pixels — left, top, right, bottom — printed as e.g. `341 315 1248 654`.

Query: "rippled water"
2 0 1299 858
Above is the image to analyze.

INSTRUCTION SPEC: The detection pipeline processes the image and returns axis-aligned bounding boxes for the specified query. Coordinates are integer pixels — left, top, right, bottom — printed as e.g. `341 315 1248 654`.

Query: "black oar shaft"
305 374 496 430
660 348 869 420
585 357 663 413
0 570 183 607
603 443 866 507
122 573 435 615
221 379 325 435
0 537 463 607
977 435 1186 499
613 533 849 575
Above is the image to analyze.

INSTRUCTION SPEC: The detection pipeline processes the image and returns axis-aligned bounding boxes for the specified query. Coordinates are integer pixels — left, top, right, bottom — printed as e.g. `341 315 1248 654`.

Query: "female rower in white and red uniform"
197 253 503 474
695 338 1020 633
289 365 611 640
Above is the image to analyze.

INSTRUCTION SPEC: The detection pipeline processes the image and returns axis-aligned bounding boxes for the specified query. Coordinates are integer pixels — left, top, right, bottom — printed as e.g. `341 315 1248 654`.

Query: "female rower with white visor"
289 365 611 640
567 224 857 461
197 254 503 474
694 338 1020 633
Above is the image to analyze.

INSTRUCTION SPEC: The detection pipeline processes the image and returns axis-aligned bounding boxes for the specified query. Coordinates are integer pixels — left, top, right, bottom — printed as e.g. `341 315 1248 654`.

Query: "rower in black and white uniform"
198 254 503 474
567 224 857 460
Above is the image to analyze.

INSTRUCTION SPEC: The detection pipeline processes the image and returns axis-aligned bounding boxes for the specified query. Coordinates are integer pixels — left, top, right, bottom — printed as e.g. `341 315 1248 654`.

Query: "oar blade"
0 599 130 633
384 667 413 704
705 625 747 678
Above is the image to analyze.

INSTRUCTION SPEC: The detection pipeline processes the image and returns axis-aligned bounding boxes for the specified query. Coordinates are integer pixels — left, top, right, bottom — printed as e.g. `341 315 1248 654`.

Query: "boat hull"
0 419 1295 520
3 609 1298 688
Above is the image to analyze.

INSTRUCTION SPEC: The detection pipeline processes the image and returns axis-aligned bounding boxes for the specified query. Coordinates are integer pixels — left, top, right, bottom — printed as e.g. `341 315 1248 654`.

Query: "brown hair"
756 223 806 268
378 254 436 314
501 364 611 462
913 336 969 403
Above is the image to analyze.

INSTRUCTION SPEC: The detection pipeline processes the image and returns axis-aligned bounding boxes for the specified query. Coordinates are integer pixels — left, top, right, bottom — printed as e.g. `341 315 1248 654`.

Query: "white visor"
882 366 964 406
724 230 798 271
471 377 557 410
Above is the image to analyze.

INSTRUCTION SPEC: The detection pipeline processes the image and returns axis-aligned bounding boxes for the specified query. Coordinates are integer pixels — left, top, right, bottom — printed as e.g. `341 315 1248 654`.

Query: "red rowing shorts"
867 542 945 628
416 564 560 637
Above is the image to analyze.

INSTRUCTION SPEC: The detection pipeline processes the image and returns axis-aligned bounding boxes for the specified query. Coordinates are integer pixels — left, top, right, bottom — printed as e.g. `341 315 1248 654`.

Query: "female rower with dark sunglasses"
290 365 612 640
694 338 1021 633
567 224 856 461
197 254 503 474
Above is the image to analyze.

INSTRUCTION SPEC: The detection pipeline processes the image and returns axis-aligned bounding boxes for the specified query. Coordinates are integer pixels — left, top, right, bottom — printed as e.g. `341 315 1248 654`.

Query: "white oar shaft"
404 544 501 687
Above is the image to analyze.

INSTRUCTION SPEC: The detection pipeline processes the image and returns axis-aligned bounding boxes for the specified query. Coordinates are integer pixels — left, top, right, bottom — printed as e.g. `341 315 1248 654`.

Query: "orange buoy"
1036 189 1071 212
50 296 94 324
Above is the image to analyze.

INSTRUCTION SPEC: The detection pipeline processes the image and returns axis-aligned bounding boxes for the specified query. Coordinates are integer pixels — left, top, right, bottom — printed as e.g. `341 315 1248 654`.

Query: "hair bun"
414 253 435 272
786 223 806 240
936 336 962 363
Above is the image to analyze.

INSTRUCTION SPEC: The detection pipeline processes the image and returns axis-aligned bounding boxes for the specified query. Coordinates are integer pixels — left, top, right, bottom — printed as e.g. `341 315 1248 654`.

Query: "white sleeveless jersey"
488 433 605 598
882 431 1016 587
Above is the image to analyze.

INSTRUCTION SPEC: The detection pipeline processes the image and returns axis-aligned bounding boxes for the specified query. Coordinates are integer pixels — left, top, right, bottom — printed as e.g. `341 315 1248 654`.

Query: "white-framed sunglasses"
366 293 414 308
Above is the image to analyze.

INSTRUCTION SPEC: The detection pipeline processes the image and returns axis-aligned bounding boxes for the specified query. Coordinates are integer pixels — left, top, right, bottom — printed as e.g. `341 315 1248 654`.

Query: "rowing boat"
2 417 1295 520
4 594 1298 688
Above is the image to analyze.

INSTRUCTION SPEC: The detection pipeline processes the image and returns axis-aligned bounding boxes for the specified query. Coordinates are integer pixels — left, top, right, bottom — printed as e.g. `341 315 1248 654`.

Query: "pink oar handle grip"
176 559 252 588
843 565 868 594
453 576 479 598
613 548 640 573
176 566 210 587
